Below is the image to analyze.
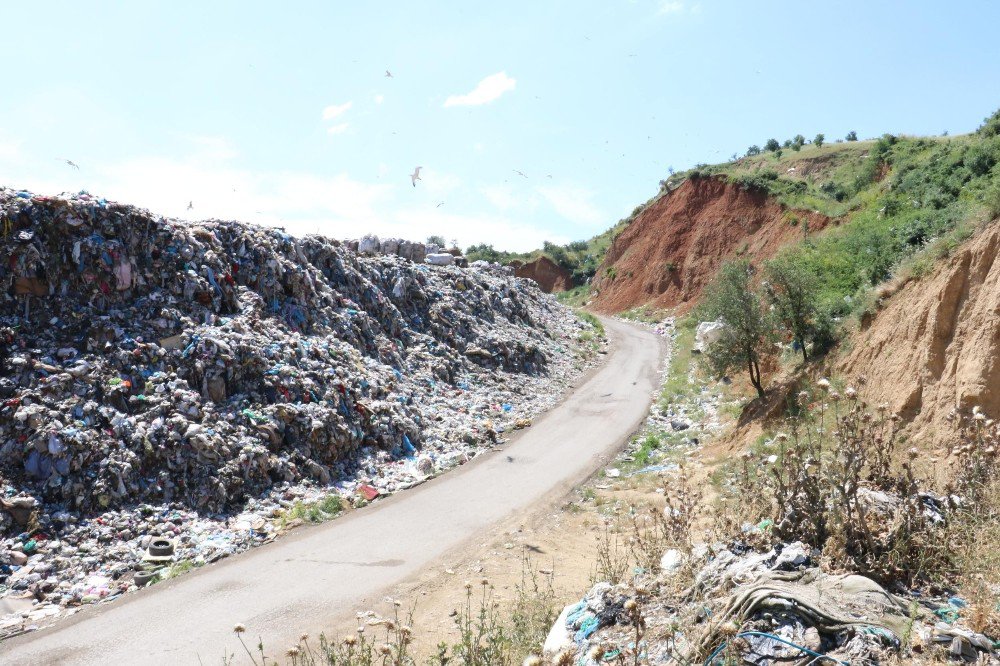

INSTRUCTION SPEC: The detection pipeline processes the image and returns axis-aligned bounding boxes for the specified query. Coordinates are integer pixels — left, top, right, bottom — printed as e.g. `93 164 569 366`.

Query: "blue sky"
2 1 998 251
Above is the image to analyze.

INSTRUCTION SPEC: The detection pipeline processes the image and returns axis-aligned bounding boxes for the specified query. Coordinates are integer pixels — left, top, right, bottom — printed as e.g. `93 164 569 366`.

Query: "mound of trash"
545 539 996 664
0 188 600 634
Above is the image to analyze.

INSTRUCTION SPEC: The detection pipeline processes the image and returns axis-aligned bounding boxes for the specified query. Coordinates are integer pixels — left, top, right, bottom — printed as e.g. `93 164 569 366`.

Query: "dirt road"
1 317 665 665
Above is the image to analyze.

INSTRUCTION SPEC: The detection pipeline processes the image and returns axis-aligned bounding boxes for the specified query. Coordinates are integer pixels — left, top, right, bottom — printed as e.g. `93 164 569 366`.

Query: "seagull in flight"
385 69 393 78
436 202 445 208
410 166 422 187
59 159 80 170
187 201 193 210
513 169 528 178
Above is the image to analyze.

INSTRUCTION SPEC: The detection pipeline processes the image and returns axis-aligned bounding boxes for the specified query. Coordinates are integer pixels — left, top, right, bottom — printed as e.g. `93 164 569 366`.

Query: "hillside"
839 215 1000 445
589 175 833 313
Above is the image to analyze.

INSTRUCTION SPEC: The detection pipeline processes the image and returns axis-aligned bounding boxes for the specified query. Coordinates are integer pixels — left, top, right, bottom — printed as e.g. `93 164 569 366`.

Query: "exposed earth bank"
590 176 832 313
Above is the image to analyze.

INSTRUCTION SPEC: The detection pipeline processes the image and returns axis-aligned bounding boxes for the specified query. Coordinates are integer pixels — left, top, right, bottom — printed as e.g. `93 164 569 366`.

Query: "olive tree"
763 257 834 363
701 260 776 398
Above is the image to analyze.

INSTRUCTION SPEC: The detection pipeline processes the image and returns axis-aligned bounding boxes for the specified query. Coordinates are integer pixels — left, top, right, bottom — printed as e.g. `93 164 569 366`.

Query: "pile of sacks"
346 234 477 269
0 187 600 634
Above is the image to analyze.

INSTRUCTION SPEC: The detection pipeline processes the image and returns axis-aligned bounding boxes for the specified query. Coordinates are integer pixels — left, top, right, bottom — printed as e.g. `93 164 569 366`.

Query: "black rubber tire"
148 537 174 557
134 570 157 587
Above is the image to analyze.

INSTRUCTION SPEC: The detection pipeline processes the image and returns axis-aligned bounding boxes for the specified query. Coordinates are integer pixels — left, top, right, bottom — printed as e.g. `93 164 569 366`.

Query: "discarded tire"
133 570 158 587
148 538 174 557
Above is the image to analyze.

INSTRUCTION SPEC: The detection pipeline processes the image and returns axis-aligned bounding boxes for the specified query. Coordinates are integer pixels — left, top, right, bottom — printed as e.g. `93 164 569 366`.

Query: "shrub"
746 145 762 156
722 383 970 586
977 108 1000 138
846 130 858 141
699 260 776 398
814 133 825 148
765 138 780 152
763 256 832 362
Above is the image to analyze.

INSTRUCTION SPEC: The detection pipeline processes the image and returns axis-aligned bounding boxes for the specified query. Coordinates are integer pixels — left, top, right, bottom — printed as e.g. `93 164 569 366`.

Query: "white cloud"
374 94 384 105
322 101 353 120
326 123 350 135
537 184 605 227
443 72 516 107
659 1 684 14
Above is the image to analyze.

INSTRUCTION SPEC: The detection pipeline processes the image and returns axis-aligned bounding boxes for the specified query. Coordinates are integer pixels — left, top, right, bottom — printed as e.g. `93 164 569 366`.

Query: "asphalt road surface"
2 317 665 665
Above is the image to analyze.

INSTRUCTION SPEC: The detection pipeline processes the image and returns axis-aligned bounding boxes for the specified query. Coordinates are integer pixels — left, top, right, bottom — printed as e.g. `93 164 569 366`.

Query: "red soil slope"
510 256 573 293
590 176 832 313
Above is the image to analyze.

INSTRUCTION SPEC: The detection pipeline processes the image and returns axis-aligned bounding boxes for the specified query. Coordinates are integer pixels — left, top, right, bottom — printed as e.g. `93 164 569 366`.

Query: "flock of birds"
53 57 676 216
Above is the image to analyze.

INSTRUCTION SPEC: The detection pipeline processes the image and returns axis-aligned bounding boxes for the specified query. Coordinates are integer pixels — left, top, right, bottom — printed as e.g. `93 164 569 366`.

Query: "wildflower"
378 644 392 656
776 432 788 442
286 646 300 657
975 412 987 422
343 635 357 647
624 599 638 612
817 378 831 390
588 645 607 660
299 633 309 642
829 390 841 401
798 390 810 403
480 577 490 587
523 656 543 666
233 623 246 634
463 580 472 590
845 386 857 399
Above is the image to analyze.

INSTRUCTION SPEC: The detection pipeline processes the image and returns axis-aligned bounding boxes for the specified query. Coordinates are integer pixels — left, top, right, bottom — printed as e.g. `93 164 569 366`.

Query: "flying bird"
59 159 79 170
187 201 193 210
436 202 444 208
385 69 393 78
410 166 422 187
513 169 528 178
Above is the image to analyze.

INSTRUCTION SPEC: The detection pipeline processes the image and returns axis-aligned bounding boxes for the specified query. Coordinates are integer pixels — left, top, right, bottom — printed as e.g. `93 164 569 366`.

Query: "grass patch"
276 494 343 529
575 310 605 337
659 318 697 408
555 284 591 307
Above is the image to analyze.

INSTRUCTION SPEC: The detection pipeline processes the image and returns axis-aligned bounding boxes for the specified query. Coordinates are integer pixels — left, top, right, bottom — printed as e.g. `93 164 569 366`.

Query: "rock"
694 321 726 353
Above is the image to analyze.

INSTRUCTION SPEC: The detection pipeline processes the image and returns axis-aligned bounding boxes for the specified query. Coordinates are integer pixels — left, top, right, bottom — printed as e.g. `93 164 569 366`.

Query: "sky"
1 1 999 252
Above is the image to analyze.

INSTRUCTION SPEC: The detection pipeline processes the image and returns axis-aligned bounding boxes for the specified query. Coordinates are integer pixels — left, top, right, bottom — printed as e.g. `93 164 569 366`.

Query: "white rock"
694 321 726 352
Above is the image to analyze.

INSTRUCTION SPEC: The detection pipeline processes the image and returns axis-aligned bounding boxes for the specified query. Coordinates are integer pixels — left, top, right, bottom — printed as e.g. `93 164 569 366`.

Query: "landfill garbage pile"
545 540 997 664
0 187 601 636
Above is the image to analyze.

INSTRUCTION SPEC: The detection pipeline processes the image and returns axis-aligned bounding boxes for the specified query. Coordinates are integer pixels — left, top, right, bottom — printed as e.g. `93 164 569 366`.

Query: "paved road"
2 317 665 665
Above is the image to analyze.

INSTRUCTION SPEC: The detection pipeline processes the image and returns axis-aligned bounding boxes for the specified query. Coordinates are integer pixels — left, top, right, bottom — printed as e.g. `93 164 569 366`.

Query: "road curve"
2 317 665 665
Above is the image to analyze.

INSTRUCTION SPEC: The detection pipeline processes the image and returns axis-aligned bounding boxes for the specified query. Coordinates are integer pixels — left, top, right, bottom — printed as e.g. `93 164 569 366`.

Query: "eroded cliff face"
840 219 1000 440
510 256 573 293
590 176 832 313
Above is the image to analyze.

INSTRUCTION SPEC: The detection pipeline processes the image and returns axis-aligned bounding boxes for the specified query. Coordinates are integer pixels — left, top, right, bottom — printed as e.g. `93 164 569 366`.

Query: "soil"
590 176 832 314
510 256 574 293
838 217 1000 445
